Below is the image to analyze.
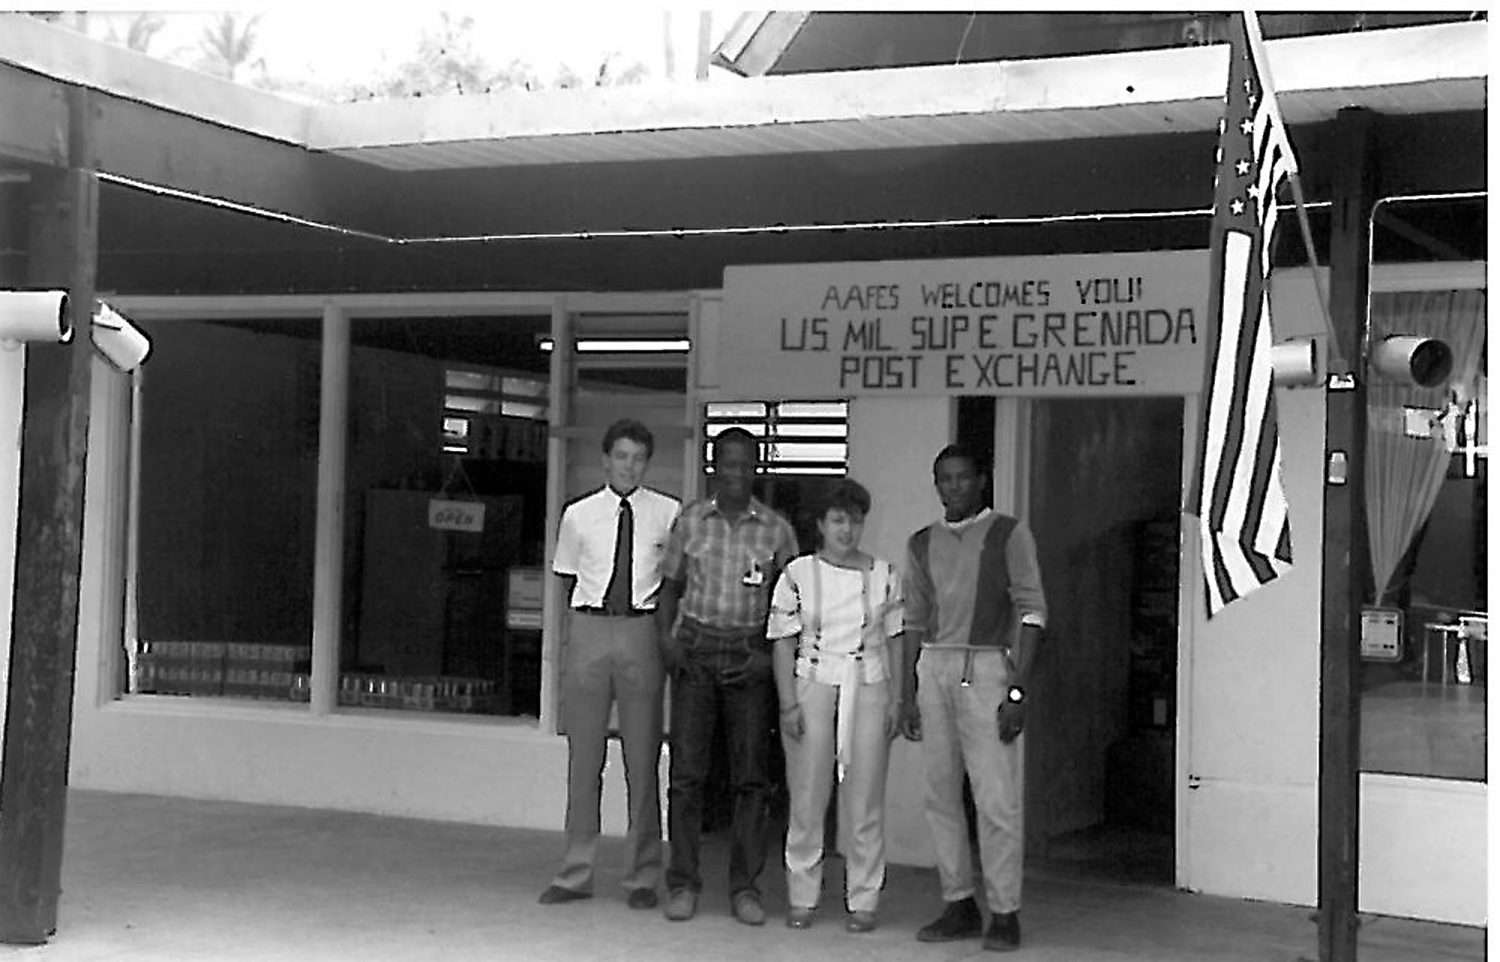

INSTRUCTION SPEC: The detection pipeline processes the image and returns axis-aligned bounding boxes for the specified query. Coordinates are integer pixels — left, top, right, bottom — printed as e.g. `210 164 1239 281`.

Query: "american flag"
1194 12 1296 616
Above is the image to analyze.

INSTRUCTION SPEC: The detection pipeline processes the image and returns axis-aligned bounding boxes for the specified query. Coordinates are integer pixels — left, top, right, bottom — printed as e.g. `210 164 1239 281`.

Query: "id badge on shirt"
741 556 767 588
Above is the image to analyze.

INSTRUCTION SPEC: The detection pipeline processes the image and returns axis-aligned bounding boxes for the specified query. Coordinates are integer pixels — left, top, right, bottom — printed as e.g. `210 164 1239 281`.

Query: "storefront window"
130 319 320 703
1359 285 1487 780
338 317 550 718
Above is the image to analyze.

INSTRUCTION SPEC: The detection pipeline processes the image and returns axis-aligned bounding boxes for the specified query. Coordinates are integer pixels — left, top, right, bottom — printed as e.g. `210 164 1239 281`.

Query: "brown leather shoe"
786 906 815 929
846 910 878 933
626 888 658 910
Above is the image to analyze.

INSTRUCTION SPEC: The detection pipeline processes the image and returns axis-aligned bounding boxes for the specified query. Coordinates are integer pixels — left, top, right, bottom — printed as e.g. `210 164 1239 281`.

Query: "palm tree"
122 13 167 54
199 13 263 81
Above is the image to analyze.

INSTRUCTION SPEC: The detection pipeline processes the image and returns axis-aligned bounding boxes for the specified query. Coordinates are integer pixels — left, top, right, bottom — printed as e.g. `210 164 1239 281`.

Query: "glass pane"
706 421 767 437
132 318 319 704
445 369 500 392
342 318 551 718
768 441 848 463
774 422 848 439
706 402 766 418
500 400 546 420
501 376 548 398
442 416 470 442
446 396 501 415
775 400 847 418
1359 286 1487 780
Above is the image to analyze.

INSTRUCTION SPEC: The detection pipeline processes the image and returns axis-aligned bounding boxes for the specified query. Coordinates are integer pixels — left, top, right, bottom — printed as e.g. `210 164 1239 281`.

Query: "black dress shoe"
915 896 983 942
538 885 592 905
626 888 659 910
983 911 1021 952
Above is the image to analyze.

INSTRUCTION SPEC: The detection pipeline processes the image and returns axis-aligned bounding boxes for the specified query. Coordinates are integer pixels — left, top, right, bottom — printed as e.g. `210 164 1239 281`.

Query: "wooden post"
1317 106 1377 962
0 86 97 944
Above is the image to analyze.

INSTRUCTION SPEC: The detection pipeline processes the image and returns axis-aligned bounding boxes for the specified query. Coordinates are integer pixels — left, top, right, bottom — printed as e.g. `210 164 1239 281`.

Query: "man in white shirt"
541 419 681 910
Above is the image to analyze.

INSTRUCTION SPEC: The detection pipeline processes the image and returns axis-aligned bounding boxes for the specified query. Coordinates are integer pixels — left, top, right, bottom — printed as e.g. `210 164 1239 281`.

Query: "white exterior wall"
847 394 953 868
1178 355 1325 905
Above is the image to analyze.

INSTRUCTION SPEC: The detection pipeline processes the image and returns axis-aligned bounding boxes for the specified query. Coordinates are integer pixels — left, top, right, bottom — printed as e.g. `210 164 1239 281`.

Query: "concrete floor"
1 790 1486 962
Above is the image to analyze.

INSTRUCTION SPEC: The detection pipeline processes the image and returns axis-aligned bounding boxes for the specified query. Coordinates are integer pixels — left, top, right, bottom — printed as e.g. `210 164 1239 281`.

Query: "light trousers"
782 675 893 913
551 612 664 894
916 647 1025 913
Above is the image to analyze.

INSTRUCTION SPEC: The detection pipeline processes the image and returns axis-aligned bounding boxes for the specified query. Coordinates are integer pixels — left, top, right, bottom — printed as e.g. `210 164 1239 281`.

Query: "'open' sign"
428 499 485 533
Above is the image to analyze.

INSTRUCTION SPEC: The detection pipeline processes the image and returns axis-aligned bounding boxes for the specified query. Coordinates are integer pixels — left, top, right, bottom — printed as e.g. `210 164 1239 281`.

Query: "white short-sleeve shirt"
552 485 681 610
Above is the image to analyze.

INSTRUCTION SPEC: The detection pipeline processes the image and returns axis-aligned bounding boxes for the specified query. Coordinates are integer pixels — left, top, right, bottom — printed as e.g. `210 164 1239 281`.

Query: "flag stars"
1236 158 1251 176
1231 198 1246 216
1240 118 1254 136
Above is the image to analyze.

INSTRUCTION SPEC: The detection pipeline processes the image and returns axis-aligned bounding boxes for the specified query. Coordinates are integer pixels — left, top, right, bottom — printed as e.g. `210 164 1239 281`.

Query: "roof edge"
0 12 310 145
308 20 1488 151
0 15 1484 156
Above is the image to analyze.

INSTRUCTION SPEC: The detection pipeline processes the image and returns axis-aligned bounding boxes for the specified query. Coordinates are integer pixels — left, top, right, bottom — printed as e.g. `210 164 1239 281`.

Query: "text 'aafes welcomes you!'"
776 276 1200 392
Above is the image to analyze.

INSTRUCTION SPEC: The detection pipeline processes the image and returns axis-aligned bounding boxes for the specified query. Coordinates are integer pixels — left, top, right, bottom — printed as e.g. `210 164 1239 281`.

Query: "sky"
53 5 747 90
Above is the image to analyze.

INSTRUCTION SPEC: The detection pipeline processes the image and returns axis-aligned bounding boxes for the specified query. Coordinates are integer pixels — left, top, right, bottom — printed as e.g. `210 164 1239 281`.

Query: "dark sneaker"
626 888 658 910
983 911 1021 952
915 896 983 942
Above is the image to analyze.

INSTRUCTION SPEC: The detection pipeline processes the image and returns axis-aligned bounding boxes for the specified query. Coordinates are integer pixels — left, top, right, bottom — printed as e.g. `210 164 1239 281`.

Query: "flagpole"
1242 12 1345 371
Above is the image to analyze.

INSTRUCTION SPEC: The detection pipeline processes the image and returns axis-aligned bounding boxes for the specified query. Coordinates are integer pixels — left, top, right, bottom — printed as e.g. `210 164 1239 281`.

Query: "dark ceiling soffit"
711 12 811 77
0 61 385 228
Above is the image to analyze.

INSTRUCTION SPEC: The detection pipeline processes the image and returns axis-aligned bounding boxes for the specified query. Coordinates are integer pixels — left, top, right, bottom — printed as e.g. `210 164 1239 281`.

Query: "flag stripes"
1195 12 1296 616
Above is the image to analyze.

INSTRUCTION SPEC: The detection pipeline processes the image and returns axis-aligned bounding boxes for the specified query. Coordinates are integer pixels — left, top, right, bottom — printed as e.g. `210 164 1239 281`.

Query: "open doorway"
1023 396 1183 886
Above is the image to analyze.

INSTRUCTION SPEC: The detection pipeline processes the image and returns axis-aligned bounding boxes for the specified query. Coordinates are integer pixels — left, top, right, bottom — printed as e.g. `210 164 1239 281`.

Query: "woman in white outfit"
768 479 904 933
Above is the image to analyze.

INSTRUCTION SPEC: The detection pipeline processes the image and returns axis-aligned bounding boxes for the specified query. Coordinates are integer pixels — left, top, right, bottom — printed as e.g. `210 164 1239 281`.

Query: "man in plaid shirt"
656 427 799 927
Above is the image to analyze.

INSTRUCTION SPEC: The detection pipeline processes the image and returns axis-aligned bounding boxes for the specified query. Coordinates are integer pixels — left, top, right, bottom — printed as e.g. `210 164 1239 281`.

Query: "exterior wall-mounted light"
1270 335 1321 388
91 302 153 372
0 290 73 346
1371 335 1453 388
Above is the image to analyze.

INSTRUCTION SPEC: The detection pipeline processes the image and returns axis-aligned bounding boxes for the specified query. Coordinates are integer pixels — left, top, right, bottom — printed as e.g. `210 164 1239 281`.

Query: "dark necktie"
603 497 634 614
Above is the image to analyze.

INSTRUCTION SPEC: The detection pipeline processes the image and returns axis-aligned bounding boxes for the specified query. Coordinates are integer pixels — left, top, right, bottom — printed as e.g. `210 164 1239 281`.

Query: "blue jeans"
665 623 775 898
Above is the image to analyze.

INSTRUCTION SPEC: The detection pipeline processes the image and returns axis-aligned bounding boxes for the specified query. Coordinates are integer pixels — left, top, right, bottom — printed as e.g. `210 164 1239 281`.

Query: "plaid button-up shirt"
662 495 799 631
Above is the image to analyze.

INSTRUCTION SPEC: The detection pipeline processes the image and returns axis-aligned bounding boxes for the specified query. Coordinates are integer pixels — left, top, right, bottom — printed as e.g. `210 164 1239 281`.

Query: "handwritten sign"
716 251 1209 399
427 499 485 533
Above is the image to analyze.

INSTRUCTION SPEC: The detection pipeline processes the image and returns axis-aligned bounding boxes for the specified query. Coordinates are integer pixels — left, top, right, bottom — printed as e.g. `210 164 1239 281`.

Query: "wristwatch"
1005 685 1026 705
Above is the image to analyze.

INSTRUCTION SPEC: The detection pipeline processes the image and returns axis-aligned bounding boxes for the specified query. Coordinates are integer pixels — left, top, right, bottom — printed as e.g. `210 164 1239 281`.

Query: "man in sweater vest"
898 444 1048 953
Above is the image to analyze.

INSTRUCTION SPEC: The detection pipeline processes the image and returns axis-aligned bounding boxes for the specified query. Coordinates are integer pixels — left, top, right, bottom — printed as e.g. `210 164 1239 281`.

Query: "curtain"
1366 288 1486 603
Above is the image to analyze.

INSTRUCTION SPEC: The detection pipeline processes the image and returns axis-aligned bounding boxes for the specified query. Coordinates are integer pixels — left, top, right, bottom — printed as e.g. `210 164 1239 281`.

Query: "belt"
679 619 766 640
573 606 653 618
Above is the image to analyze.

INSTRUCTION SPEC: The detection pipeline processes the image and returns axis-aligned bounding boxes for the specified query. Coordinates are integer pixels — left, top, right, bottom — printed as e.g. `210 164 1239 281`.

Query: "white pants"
916 647 1025 913
781 675 893 912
